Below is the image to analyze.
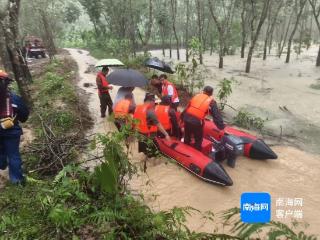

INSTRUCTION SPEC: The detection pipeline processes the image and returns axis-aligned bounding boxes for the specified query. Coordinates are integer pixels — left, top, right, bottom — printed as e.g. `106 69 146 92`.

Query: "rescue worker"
151 74 179 110
113 93 135 130
96 66 113 118
0 70 29 185
183 86 225 151
113 87 135 108
155 96 181 139
150 74 162 98
133 93 171 154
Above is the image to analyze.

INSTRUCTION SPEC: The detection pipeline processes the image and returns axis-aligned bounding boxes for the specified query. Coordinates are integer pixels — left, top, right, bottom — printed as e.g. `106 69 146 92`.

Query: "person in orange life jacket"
96 66 113 118
133 93 171 154
113 93 136 131
151 74 180 110
159 74 179 110
0 71 29 185
155 95 181 139
183 86 225 151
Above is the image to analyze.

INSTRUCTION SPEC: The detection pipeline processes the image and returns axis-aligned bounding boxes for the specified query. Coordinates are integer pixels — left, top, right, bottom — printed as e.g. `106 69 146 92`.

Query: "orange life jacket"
97 71 110 95
133 103 157 134
114 99 131 119
162 80 179 103
155 105 171 130
186 93 214 120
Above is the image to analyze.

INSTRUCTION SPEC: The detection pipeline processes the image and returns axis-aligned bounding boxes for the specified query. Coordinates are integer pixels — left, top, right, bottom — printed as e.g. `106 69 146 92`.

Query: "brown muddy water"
66 48 320 236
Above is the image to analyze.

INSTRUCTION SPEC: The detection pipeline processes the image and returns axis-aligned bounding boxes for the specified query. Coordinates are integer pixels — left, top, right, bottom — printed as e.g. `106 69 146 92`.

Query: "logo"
241 192 271 223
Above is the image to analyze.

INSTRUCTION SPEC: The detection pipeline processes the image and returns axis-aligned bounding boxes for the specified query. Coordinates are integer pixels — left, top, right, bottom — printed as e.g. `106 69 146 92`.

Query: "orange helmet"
0 69 13 82
0 70 9 79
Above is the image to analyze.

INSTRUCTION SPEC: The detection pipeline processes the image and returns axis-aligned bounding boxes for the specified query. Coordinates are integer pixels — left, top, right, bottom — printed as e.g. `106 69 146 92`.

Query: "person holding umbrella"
96 66 113 118
0 70 29 185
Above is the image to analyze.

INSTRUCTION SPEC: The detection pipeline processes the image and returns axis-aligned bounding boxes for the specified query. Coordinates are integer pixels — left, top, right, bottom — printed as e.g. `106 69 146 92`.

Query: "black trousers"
184 120 203 151
99 92 113 116
171 102 179 111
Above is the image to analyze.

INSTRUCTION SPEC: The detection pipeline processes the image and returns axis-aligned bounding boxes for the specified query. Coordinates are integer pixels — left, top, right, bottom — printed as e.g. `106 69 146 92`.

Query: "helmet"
0 70 9 79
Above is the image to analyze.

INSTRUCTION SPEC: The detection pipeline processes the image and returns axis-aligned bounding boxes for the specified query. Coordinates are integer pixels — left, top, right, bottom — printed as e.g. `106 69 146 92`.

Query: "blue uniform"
0 93 29 183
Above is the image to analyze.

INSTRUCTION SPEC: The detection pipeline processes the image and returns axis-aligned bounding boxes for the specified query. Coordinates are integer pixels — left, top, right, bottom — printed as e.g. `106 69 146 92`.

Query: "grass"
310 83 320 90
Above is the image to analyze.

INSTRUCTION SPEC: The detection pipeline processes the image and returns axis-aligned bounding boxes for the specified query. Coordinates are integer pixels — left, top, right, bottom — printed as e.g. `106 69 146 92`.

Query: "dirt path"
67 48 320 236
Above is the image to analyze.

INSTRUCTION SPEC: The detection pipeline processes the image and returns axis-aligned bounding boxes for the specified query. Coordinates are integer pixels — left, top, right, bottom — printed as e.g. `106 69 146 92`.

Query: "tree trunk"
285 0 307 63
240 0 248 58
40 11 57 59
317 45 320 66
245 0 270 73
185 0 189 62
1 0 32 107
0 31 12 71
268 31 273 54
263 2 283 60
241 40 246 58
263 36 268 60
169 36 172 58
170 0 179 60
309 0 320 66
129 0 137 57
246 46 254 73
196 0 203 64
137 0 153 54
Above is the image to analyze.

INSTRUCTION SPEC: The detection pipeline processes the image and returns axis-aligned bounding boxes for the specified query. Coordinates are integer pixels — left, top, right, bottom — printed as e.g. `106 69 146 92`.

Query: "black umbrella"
107 69 148 87
145 57 175 74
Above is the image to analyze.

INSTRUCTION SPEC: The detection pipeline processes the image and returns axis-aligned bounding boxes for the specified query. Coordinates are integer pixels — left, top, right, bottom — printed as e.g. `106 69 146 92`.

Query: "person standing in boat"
133 93 171 154
183 86 225 151
113 93 136 130
155 96 181 139
151 74 180 110
96 66 113 118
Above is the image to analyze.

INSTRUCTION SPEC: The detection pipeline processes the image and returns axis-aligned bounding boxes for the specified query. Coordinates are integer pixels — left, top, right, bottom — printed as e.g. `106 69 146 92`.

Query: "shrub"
233 109 265 131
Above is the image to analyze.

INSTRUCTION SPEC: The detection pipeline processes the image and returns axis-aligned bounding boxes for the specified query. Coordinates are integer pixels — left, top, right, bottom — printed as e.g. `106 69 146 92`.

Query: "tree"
245 0 271 73
195 0 204 64
170 0 180 60
208 0 236 68
0 0 32 106
285 0 307 63
309 0 320 66
263 0 284 60
240 0 251 58
185 0 190 62
137 0 153 53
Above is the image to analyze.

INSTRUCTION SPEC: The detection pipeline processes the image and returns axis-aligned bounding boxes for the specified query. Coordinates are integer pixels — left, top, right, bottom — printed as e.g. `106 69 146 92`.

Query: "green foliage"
23 58 87 175
174 37 206 94
0 162 233 239
217 78 234 111
233 109 265 131
310 83 320 90
222 208 317 240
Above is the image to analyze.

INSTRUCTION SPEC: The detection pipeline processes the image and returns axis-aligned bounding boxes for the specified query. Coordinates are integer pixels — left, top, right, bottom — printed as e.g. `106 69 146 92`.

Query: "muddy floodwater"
68 48 319 236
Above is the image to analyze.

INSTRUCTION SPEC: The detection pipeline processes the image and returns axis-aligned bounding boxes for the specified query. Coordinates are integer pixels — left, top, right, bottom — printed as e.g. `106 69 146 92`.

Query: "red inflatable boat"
154 137 233 186
203 119 277 160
